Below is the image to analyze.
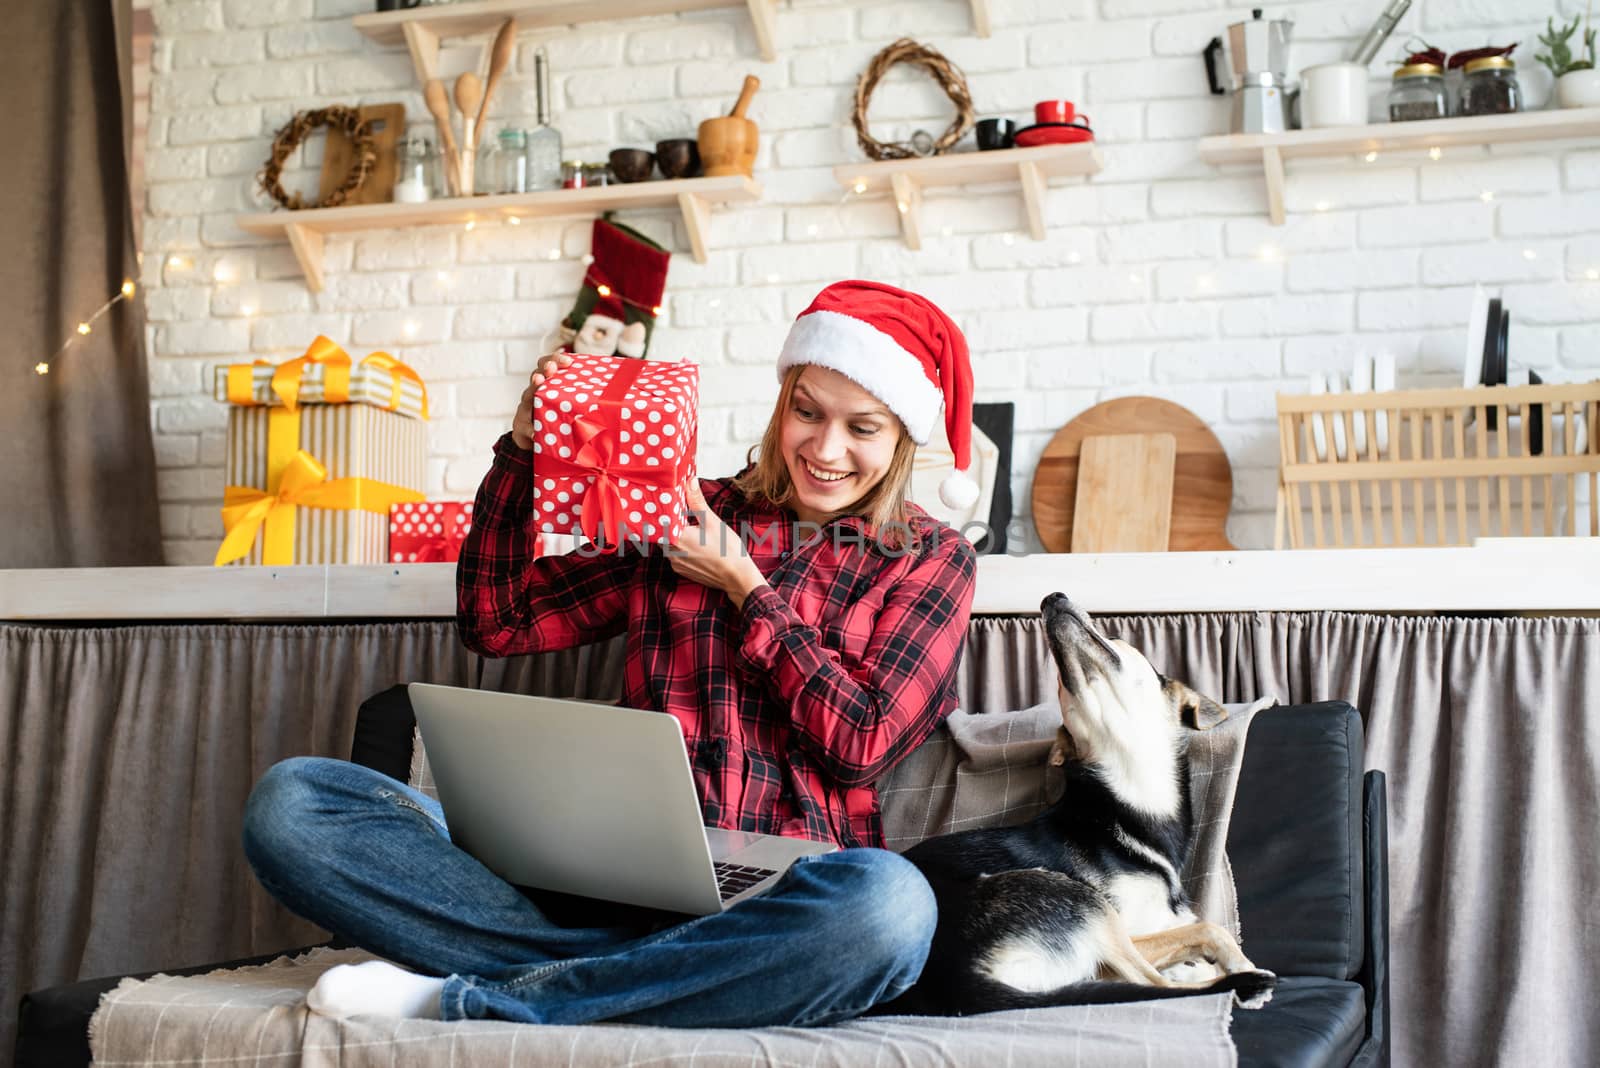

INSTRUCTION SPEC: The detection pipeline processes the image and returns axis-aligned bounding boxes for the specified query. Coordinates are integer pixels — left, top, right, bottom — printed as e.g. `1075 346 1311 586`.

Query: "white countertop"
1 540 1594 620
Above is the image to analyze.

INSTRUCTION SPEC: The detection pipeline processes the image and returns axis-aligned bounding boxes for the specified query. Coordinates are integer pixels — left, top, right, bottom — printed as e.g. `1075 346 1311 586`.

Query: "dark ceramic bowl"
654 138 702 179
975 117 1017 151
608 148 656 183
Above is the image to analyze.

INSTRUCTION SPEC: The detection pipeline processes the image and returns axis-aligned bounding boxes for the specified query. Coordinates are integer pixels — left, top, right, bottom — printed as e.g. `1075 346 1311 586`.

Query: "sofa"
15 687 1388 1068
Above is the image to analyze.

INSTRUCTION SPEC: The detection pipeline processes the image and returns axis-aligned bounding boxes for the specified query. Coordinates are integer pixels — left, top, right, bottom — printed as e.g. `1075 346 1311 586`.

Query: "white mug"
1300 62 1369 128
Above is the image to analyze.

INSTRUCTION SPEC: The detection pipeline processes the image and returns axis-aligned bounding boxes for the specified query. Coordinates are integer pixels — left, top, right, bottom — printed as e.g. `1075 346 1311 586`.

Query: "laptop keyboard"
714 861 779 901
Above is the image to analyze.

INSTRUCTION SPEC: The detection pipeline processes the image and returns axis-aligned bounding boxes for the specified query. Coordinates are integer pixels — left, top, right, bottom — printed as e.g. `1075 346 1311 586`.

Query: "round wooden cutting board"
1031 397 1236 552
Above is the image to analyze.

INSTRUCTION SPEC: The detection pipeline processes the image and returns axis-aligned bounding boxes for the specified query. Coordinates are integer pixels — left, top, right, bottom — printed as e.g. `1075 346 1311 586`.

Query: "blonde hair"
732 365 918 540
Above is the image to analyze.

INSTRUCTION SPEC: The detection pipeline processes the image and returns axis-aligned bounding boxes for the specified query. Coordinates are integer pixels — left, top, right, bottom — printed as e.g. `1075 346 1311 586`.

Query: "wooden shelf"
235 175 761 291
832 143 1105 249
355 0 780 81
1199 107 1600 225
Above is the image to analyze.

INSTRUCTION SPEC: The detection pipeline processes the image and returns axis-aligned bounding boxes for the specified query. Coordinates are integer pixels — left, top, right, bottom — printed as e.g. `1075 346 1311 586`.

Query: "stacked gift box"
212 337 428 566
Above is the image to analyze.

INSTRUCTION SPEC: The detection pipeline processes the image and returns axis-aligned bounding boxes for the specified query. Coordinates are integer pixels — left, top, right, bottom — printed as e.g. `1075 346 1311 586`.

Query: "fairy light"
1523 249 1538 261
546 248 562 261
651 304 664 316
463 219 477 232
212 260 236 284
1480 190 1495 202
1001 233 1016 246
35 279 136 377
1364 151 1379 163
506 214 522 226
1314 199 1332 212
596 284 612 297
852 179 868 194
1428 146 1442 161
1587 268 1599 281
166 254 193 272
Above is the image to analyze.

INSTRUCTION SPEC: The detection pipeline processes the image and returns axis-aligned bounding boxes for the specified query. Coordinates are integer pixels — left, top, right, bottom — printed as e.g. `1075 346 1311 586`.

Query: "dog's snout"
1041 592 1072 616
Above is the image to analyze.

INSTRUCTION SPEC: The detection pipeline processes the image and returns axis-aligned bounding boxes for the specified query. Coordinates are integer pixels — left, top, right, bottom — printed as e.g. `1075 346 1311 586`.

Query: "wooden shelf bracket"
677 191 711 264
283 224 325 293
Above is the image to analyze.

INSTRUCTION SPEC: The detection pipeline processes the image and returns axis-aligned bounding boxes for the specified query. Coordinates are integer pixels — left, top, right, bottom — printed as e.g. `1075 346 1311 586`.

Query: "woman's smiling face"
779 366 901 526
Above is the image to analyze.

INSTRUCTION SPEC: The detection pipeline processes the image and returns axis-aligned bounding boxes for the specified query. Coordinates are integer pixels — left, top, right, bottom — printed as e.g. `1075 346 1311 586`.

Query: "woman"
242 280 979 1028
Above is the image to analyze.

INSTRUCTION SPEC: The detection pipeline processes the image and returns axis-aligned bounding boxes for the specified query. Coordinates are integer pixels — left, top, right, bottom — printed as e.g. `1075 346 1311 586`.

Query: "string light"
596 284 612 297
36 279 136 376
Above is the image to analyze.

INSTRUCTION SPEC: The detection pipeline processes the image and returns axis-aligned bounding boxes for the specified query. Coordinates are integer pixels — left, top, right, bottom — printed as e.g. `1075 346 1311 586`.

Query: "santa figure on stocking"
554 218 671 359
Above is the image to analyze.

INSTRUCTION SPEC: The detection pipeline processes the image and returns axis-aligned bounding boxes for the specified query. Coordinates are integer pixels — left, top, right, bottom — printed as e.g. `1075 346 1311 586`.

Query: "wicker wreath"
852 38 975 161
258 106 375 210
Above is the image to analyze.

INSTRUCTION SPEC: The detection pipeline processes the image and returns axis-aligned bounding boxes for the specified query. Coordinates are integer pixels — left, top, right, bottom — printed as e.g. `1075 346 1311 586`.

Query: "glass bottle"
491 128 528 194
392 132 434 203
1387 62 1446 122
1457 56 1521 116
525 48 564 191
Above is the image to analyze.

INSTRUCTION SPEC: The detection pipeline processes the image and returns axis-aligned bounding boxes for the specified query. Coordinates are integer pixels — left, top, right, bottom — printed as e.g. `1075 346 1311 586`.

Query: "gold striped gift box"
211 361 427 421
223 403 427 566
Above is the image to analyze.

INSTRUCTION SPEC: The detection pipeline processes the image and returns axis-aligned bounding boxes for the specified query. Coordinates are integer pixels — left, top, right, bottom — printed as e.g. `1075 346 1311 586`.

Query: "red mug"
1034 100 1079 125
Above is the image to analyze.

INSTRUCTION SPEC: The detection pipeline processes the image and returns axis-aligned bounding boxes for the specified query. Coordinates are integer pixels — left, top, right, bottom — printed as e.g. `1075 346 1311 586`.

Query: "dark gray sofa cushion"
1232 976 1366 1068
1228 701 1366 982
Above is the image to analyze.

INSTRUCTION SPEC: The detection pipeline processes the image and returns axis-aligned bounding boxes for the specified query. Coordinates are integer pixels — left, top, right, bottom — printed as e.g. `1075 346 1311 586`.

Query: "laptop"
407 683 836 916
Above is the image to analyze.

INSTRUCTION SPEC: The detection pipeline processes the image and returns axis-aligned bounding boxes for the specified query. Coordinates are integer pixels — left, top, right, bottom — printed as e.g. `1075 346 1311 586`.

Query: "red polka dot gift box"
386 500 544 564
532 354 699 550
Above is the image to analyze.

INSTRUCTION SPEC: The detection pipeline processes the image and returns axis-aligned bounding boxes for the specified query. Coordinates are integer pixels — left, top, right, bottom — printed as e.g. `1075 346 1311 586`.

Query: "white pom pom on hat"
777 280 977 510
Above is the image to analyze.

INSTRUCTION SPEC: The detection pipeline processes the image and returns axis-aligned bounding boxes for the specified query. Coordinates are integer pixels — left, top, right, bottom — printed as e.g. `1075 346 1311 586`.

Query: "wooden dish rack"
1275 381 1600 549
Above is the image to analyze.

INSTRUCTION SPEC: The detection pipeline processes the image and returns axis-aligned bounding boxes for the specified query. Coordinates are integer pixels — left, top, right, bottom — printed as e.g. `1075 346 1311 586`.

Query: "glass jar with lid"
487 128 529 194
1457 56 1521 116
392 132 435 203
561 160 585 189
583 162 612 187
1388 62 1447 122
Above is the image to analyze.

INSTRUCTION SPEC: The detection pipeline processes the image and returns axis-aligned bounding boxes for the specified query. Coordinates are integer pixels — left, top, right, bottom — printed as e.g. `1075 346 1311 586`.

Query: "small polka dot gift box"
531 354 699 549
388 501 535 564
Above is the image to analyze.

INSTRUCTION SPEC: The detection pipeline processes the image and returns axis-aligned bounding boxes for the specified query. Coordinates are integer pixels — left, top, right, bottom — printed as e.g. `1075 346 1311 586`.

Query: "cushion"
1228 702 1365 982
1231 975 1366 1068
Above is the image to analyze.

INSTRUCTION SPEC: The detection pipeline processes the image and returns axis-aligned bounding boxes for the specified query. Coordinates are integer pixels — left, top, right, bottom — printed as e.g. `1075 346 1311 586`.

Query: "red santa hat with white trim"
777 280 978 510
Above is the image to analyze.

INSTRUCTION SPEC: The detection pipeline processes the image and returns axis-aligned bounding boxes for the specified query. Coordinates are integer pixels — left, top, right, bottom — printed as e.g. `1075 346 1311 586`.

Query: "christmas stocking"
559 218 670 359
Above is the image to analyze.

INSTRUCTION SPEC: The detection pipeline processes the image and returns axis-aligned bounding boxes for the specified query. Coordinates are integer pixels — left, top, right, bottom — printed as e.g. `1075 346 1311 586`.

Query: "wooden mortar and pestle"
698 74 760 178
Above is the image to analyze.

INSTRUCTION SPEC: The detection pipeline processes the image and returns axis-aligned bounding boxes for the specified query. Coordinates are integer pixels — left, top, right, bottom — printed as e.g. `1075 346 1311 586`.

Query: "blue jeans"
241 756 936 1027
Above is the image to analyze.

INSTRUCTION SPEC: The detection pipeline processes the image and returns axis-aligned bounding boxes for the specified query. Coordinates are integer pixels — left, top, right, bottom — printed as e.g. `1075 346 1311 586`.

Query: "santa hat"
777 280 977 509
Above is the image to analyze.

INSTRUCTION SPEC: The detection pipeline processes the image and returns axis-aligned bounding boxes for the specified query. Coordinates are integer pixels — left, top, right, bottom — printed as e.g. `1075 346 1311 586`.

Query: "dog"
875 592 1275 1016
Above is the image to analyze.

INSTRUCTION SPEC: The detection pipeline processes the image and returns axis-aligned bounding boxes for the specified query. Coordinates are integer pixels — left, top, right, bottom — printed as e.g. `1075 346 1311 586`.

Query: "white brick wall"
143 0 1600 563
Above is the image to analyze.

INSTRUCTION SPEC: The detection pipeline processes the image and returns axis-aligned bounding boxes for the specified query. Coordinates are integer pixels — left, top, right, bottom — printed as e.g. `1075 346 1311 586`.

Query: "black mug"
975 117 1016 151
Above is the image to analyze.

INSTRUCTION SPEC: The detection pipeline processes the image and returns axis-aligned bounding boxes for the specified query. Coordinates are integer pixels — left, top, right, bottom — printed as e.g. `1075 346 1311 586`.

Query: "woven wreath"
258 106 375 210
852 38 975 161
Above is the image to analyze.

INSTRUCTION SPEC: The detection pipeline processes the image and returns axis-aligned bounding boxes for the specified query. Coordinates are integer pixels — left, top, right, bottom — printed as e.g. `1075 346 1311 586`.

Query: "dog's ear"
1047 725 1077 766
1171 681 1228 730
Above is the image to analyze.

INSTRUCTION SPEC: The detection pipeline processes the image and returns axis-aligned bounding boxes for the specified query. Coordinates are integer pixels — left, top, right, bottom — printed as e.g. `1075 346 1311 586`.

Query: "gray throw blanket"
90 699 1269 1067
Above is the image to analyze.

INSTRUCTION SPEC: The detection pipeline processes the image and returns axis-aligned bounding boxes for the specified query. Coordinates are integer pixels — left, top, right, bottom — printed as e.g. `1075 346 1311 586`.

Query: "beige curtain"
4 613 1595 1066
0 0 162 568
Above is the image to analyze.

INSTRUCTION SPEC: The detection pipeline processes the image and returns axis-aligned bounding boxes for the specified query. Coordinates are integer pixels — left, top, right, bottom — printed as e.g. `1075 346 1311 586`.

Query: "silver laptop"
407 683 836 916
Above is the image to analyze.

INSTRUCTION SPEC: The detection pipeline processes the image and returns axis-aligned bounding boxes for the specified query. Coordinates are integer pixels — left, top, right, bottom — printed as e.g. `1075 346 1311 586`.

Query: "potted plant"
1536 9 1600 107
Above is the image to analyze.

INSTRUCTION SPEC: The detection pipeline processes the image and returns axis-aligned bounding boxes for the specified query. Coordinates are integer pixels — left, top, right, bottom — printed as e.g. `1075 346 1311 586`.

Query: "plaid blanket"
90 699 1270 1067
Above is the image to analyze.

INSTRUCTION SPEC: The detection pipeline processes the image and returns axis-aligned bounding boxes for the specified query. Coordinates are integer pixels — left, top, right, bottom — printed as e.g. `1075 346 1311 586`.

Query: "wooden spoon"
476 19 516 133
455 71 484 151
423 78 461 195
730 73 760 119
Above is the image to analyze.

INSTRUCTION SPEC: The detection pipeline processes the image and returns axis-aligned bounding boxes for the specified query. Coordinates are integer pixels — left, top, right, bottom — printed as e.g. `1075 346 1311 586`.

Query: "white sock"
306 960 446 1019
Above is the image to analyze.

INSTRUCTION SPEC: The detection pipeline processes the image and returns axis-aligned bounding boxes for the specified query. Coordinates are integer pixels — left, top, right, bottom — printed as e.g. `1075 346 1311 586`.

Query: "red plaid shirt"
456 433 977 849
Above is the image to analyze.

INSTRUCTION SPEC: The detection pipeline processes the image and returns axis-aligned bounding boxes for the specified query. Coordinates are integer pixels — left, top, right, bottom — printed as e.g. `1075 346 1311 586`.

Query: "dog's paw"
1162 959 1221 984
1230 970 1277 1010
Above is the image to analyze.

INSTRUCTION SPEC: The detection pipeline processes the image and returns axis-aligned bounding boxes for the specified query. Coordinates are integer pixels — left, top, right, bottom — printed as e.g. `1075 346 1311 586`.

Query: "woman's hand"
669 479 767 609
510 352 573 451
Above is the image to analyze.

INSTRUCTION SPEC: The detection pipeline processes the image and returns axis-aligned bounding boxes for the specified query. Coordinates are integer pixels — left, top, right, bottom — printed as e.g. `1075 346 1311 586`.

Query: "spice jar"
561 160 585 189
392 132 434 203
1388 62 1447 122
1457 56 1521 116
583 162 612 187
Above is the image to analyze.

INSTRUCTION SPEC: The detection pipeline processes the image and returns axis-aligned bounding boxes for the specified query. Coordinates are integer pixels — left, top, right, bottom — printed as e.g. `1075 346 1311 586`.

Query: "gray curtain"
3 613 1596 1066
0 0 162 568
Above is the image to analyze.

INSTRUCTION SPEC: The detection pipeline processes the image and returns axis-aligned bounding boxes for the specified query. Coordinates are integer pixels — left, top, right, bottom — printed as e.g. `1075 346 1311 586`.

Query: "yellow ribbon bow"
225 336 429 419
215 449 424 566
